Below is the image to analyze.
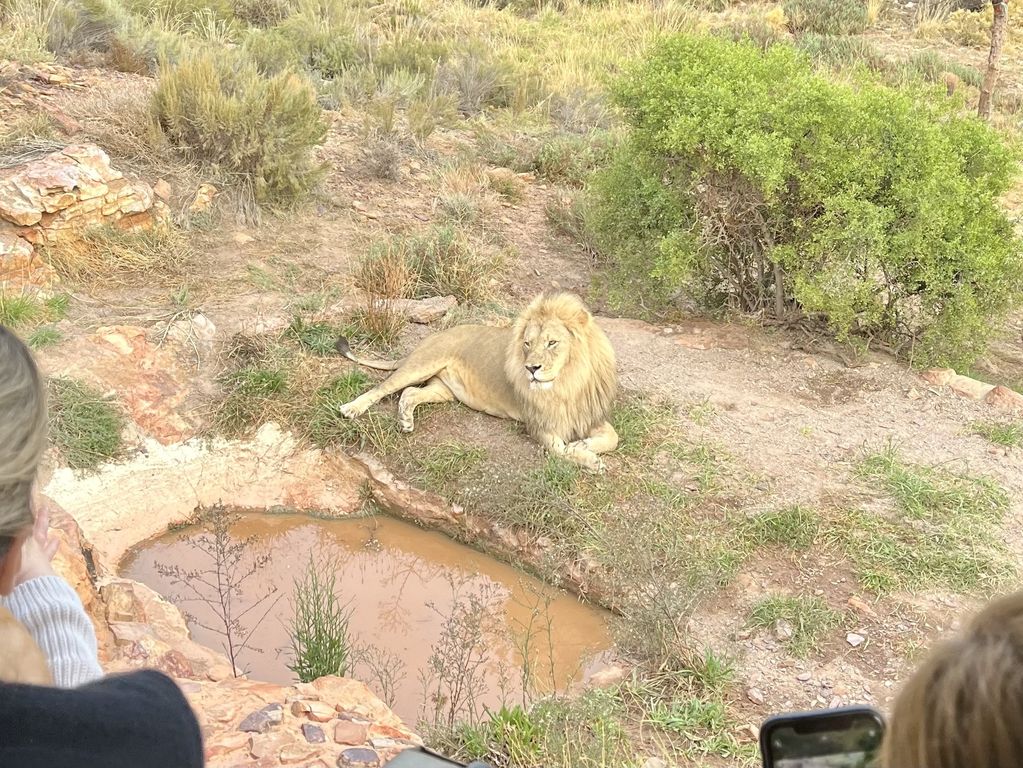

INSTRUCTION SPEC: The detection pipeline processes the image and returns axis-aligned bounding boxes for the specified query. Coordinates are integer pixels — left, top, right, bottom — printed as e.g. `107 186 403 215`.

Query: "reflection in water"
121 513 613 726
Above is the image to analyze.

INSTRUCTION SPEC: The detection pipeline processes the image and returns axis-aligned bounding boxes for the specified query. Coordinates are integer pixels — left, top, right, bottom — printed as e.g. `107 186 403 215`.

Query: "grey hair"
0 326 47 558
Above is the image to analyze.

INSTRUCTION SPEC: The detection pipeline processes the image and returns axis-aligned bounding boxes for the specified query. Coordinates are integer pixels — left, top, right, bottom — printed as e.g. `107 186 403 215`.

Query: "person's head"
881 589 1023 768
0 326 47 596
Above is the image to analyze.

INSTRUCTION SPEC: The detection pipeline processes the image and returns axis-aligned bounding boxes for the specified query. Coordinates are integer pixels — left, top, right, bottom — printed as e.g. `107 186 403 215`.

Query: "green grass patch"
747 595 844 657
972 421 1023 448
27 326 64 349
306 371 402 454
840 445 1014 593
0 294 43 327
48 378 125 471
287 317 341 356
741 506 820 550
415 441 488 487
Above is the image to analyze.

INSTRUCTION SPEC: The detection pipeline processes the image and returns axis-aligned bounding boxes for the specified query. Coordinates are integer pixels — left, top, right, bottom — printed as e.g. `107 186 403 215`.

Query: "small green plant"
747 595 843 657
287 557 353 683
785 0 870 34
742 506 821 550
27 326 63 349
215 365 290 435
972 420 1023 448
306 372 401 454
0 294 43 328
48 377 125 471
152 49 327 204
287 318 341 356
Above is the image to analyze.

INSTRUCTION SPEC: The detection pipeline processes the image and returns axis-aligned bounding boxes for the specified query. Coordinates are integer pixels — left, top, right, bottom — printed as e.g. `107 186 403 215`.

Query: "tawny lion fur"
335 291 619 471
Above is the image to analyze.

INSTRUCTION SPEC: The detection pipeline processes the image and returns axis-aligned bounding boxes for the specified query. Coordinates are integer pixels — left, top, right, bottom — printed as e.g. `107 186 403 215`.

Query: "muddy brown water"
121 513 613 726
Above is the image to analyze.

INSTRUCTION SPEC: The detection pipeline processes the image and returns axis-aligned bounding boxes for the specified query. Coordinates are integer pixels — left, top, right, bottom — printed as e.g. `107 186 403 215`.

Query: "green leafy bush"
152 49 327 203
785 0 869 35
589 35 1022 367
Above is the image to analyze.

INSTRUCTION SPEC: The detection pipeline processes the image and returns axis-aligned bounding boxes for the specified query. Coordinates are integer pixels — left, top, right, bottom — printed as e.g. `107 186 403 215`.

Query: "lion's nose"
525 364 541 375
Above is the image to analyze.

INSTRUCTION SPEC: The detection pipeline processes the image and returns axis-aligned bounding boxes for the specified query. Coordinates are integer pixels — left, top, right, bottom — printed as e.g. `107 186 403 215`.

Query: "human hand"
14 500 59 587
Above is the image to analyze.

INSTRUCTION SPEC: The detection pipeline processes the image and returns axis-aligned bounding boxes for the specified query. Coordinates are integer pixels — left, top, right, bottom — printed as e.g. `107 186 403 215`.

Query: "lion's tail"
334 337 402 371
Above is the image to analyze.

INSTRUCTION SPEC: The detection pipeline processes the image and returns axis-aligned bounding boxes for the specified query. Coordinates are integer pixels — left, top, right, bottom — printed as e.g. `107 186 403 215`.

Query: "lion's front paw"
339 401 363 420
565 440 604 473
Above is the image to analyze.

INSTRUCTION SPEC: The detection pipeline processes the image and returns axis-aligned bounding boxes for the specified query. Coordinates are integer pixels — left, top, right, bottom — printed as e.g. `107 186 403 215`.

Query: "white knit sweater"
1 576 104 688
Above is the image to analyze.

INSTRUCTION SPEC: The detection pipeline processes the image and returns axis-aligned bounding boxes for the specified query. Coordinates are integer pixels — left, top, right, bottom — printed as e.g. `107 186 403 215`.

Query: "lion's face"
516 318 573 391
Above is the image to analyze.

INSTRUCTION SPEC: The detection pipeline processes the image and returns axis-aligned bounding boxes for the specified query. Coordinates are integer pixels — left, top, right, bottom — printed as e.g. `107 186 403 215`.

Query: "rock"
846 632 866 648
921 368 956 387
747 687 766 705
153 179 172 201
303 723 326 744
205 731 250 758
588 664 627 688
291 700 312 716
847 596 879 619
233 231 255 245
371 295 457 324
189 183 218 214
248 732 293 760
906 387 922 400
774 620 794 641
985 385 1023 413
0 144 166 291
948 374 994 401
307 700 338 722
797 672 812 682
239 703 284 733
338 747 380 767
334 720 370 745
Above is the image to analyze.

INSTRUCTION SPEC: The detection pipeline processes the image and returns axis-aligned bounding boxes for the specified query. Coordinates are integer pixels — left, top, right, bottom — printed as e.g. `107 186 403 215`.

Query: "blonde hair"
881 590 1023 768
0 326 47 556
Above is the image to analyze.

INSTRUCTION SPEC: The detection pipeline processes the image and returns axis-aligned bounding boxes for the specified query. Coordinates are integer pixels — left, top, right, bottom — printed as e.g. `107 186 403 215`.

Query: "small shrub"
152 49 327 204
287 557 353 683
590 35 1022 368
436 49 509 115
714 17 785 49
533 132 612 187
785 0 869 34
942 6 997 47
901 50 983 88
233 0 290 27
794 32 888 70
41 224 193 284
363 137 401 181
48 377 125 470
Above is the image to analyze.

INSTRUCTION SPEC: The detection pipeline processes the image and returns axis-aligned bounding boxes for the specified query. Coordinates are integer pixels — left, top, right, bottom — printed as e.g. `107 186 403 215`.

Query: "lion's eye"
547 340 558 348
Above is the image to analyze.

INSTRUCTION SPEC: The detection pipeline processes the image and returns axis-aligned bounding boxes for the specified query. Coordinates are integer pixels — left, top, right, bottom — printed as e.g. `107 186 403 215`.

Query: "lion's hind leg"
338 361 445 420
397 377 455 433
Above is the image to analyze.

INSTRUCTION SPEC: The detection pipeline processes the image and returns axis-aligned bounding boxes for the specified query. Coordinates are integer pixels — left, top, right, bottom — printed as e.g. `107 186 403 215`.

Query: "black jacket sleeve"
0 669 204 768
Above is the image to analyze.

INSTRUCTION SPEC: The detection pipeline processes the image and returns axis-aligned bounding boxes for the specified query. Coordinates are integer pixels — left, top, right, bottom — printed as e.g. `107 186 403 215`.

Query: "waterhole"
121 512 613 725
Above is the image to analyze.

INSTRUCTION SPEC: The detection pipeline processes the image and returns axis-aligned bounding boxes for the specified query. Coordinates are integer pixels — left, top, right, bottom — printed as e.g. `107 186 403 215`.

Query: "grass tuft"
742 506 820 550
48 377 125 471
747 595 843 657
972 421 1023 448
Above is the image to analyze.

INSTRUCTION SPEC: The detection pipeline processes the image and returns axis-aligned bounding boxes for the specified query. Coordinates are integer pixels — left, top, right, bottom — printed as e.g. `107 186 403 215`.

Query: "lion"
335 291 619 471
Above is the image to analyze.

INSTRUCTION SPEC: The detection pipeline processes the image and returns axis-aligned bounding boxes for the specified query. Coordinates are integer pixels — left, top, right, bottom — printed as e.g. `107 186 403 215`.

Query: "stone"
921 368 956 387
588 664 627 688
153 179 172 201
303 723 326 744
291 700 312 716
747 687 766 705
205 731 250 758
307 700 338 722
334 720 370 746
985 385 1023 413
847 632 866 648
774 620 794 641
947 374 994 401
189 183 218 214
239 703 284 733
248 732 293 760
847 596 879 619
338 747 380 767
797 672 812 682
233 231 255 245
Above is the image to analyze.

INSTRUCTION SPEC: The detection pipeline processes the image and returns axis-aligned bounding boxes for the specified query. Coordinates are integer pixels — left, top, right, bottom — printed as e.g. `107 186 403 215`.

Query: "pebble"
303 724 326 744
775 619 795 641
796 671 812 682
847 632 866 648
747 687 766 705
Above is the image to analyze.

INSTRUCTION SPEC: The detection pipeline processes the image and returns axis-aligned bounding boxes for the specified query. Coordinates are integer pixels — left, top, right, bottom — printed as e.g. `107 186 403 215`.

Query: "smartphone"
759 706 885 768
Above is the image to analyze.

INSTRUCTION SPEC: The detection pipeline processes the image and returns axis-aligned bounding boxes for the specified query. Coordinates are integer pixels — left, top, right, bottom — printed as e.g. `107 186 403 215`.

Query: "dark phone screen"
764 711 883 768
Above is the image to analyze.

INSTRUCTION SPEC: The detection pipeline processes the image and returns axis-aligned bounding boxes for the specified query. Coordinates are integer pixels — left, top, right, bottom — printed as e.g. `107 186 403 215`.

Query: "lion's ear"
572 307 591 328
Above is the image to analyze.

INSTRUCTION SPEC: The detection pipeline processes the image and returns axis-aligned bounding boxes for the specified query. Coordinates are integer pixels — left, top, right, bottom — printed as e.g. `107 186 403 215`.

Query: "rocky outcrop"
921 367 1023 413
0 144 168 291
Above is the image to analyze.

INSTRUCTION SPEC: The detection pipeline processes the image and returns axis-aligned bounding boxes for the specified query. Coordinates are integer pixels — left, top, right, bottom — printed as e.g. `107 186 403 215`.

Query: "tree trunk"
978 0 1009 120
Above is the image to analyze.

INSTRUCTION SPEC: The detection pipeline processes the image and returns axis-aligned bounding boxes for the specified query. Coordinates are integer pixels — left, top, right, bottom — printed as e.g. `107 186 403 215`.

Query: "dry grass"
40 223 195 285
